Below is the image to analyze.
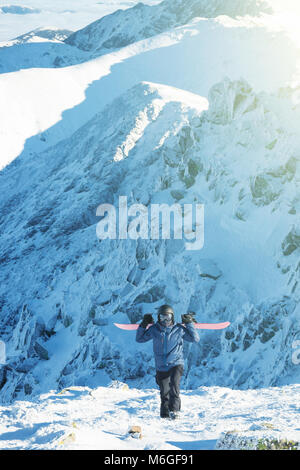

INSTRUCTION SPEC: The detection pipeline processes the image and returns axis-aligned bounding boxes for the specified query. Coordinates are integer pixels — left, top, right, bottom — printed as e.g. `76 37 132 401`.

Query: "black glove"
140 314 154 328
181 312 197 324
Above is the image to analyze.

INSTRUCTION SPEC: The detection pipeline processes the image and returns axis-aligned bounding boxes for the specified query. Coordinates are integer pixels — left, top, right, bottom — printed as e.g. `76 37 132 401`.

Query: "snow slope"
0 36 90 74
0 383 299 450
8 27 73 44
65 0 271 54
0 77 299 403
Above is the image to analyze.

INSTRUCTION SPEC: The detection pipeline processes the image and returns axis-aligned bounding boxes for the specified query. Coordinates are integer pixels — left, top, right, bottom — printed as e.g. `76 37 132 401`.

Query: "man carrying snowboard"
136 304 199 419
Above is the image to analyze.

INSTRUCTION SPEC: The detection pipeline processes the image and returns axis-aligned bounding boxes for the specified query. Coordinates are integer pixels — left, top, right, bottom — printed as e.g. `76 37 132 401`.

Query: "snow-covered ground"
0 383 299 450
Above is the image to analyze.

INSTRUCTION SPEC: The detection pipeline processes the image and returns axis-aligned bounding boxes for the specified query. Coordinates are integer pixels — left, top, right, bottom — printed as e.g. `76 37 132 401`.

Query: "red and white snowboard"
114 322 230 330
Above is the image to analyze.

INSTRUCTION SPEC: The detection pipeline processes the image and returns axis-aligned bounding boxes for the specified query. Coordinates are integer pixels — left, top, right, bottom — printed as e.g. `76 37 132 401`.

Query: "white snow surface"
0 383 299 450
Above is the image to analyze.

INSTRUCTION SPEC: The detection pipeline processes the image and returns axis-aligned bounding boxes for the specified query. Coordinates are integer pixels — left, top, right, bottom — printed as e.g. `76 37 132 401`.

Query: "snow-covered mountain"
0 27 81 74
0 76 299 402
0 0 299 407
10 27 73 44
0 5 41 15
65 0 272 54
0 0 272 75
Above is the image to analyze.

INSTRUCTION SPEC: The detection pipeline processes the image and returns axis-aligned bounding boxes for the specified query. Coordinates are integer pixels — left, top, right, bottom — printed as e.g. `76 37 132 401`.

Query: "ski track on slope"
0 384 299 450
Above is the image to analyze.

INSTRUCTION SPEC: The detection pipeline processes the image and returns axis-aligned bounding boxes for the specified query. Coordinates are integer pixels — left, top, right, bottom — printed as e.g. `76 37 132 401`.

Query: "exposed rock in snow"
1 11 298 168
65 0 271 54
0 5 41 15
216 430 300 450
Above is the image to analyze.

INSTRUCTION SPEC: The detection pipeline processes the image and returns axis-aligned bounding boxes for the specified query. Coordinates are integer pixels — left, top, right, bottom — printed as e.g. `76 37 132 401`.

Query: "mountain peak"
65 0 272 53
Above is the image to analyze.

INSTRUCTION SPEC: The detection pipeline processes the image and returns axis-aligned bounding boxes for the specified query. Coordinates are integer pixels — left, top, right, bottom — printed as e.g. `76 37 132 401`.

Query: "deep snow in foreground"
0 383 299 450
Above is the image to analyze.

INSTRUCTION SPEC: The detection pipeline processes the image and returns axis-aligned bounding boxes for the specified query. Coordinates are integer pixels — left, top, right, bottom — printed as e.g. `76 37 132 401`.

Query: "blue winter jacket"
136 322 200 371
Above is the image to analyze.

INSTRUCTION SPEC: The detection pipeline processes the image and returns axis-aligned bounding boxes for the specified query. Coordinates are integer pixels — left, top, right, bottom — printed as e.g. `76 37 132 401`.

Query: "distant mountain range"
0 0 299 403
65 0 271 54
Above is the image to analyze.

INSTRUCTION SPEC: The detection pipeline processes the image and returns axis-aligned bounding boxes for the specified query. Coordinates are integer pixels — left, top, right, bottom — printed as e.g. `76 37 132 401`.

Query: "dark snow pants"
155 365 184 417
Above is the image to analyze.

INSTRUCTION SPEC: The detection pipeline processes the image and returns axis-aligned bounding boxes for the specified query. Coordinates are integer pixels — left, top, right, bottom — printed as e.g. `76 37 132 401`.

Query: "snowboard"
114 321 230 330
